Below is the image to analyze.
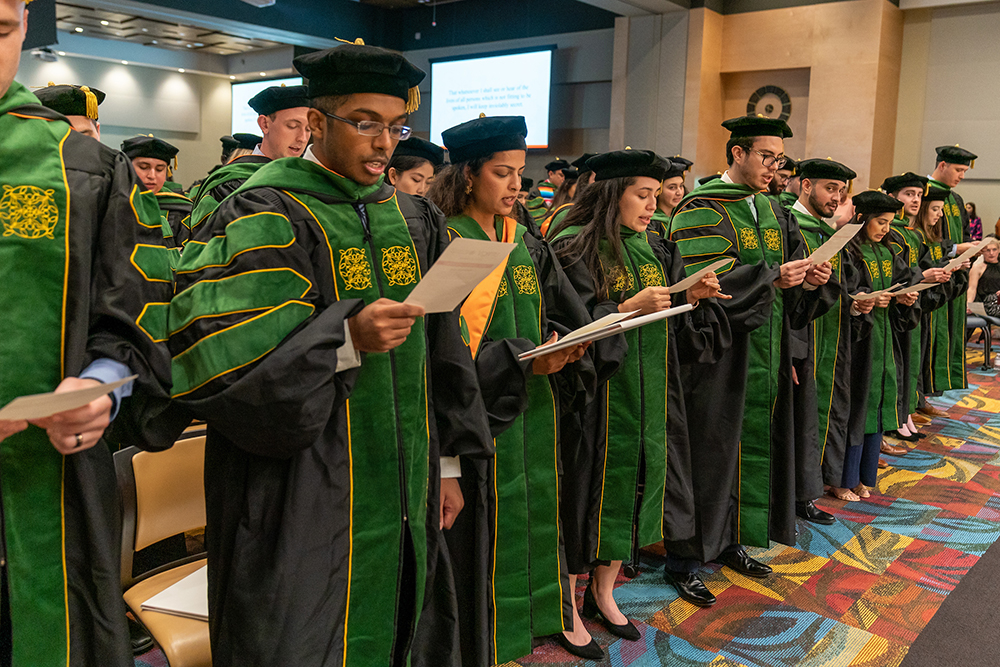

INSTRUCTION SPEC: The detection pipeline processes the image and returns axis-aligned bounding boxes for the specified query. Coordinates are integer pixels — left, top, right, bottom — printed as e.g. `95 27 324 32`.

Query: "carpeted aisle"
506 347 1000 667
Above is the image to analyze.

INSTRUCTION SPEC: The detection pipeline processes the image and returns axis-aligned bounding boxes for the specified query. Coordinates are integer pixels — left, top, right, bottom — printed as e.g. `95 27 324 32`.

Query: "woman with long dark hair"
548 149 730 654
841 191 920 500
427 115 595 666
386 136 444 197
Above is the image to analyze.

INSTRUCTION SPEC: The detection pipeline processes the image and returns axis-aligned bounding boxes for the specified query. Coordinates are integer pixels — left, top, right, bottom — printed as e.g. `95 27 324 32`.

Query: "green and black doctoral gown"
887 220 948 416
154 188 192 249
540 202 573 238
647 207 671 238
513 200 543 240
666 178 837 560
854 240 921 434
927 178 971 390
166 156 493 667
187 154 271 242
778 191 798 208
550 226 730 574
0 83 172 667
789 207 863 497
443 214 593 667
915 228 969 395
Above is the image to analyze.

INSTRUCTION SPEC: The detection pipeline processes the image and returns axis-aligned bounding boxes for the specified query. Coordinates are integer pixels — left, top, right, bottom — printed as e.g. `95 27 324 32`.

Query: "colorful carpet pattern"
503 347 1000 667
135 349 1000 667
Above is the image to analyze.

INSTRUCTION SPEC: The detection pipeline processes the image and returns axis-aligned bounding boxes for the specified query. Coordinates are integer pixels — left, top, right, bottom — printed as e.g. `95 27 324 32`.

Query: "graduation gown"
187 154 271 242
154 189 192 249
539 202 573 238
789 208 863 494
526 181 554 224
916 229 970 394
443 214 592 667
666 178 837 561
550 225 729 574
166 157 492 667
0 82 172 667
927 178 971 390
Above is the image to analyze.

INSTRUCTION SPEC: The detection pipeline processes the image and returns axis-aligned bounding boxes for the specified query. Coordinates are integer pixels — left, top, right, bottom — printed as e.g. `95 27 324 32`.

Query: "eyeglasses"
320 110 412 141
752 149 786 169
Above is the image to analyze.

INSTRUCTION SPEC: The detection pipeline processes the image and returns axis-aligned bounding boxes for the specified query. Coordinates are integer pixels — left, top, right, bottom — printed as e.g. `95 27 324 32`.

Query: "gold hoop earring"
465 183 473 195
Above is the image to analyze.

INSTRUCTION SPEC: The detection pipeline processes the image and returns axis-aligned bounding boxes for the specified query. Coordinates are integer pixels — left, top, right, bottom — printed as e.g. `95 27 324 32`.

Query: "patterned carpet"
135 348 1000 667
505 345 1000 667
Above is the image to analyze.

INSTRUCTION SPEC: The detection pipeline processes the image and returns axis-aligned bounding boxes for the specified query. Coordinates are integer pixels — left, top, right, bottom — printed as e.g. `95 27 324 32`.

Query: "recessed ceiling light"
151 40 158 44
186 44 192 48
121 60 128 65
229 75 236 80
100 20 109 26
178 68 185 73
142 28 148 32
74 27 83 33
57 51 66 56
259 72 266 76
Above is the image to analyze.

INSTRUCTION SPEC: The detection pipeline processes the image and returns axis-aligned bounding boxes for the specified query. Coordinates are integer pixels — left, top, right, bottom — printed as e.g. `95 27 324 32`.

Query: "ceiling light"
259 72 266 76
74 27 83 32
121 60 128 65
229 75 236 80
151 40 158 44
240 0 277 6
142 28 148 32
178 68 186 73
100 20 109 26
57 51 66 56
186 44 193 48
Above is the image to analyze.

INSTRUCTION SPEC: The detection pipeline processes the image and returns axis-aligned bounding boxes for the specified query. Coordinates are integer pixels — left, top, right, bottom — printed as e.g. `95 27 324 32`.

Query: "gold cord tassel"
406 86 420 114
173 156 178 172
80 85 98 120
925 182 931 196
847 179 854 195
971 159 976 168
335 37 365 45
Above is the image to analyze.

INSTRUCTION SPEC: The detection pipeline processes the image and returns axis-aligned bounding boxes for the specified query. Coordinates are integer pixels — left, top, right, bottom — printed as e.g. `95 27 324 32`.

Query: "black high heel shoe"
582 583 641 641
554 632 604 660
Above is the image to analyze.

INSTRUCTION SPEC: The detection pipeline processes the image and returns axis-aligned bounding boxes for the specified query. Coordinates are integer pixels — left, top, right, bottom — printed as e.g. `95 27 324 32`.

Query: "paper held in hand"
140 563 208 622
885 281 939 296
518 304 695 361
850 283 907 301
404 238 518 313
945 237 991 272
668 258 732 294
0 376 138 421
807 223 864 266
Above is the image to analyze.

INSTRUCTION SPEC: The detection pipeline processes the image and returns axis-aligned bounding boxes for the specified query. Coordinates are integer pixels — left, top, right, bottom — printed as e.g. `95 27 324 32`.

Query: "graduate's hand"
805 261 833 286
774 258 811 289
896 292 918 307
687 272 731 305
349 299 425 353
923 267 950 283
791 366 799 386
440 477 464 530
854 297 876 315
957 259 972 272
531 333 583 376
620 286 671 316
28 377 111 455
0 419 28 443
876 293 893 308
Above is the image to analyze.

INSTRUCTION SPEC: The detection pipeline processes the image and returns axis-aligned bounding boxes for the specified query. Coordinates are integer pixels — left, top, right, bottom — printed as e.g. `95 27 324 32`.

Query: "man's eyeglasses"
320 110 412 141
752 149 786 169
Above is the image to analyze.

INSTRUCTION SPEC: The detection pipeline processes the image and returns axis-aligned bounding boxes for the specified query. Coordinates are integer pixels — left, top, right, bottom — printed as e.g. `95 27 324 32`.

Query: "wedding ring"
75 433 83 448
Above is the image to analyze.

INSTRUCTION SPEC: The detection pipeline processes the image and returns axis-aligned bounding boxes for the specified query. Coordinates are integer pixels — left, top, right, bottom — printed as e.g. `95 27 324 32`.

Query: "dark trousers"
842 431 882 489
665 543 743 575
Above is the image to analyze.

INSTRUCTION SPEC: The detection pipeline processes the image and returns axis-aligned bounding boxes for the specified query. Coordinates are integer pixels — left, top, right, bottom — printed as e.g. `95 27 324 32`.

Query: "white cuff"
440 456 462 478
850 303 863 317
335 323 362 373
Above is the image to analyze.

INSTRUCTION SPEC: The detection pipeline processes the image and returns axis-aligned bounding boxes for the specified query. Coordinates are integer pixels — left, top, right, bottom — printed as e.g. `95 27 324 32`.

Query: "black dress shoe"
715 547 772 578
796 500 835 525
128 616 154 656
582 583 641 640
554 632 605 660
663 569 716 607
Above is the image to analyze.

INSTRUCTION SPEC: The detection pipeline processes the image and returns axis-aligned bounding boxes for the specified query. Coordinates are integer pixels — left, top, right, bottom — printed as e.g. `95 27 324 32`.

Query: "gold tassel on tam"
335 37 365 46
847 179 854 195
406 86 420 114
80 85 99 120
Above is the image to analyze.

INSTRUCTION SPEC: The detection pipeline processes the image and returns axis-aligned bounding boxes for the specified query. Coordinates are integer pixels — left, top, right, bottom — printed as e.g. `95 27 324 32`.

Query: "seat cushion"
124 559 211 667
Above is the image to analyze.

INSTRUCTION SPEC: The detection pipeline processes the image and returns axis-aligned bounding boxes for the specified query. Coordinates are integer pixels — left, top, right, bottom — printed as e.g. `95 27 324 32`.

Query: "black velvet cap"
722 114 793 139
852 190 904 215
232 133 262 150
293 40 425 113
34 83 104 120
697 173 723 186
441 115 528 165
121 135 179 163
881 172 928 194
520 177 534 192
220 135 240 151
798 158 857 183
392 136 445 167
935 145 977 167
664 156 693 180
571 153 596 169
248 84 310 116
561 167 580 180
923 185 951 202
779 156 798 174
586 149 670 182
544 158 570 172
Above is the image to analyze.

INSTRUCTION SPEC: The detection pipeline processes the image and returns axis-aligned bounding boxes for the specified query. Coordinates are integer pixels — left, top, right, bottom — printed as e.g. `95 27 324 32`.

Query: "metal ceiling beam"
85 0 343 50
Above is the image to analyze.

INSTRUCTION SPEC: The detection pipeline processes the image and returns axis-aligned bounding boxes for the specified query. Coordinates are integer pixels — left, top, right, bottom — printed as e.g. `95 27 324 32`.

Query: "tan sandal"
829 487 861 502
852 484 871 499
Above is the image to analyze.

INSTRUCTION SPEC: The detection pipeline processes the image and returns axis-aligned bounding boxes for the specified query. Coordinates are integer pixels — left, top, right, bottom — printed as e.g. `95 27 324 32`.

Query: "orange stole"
461 216 518 359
